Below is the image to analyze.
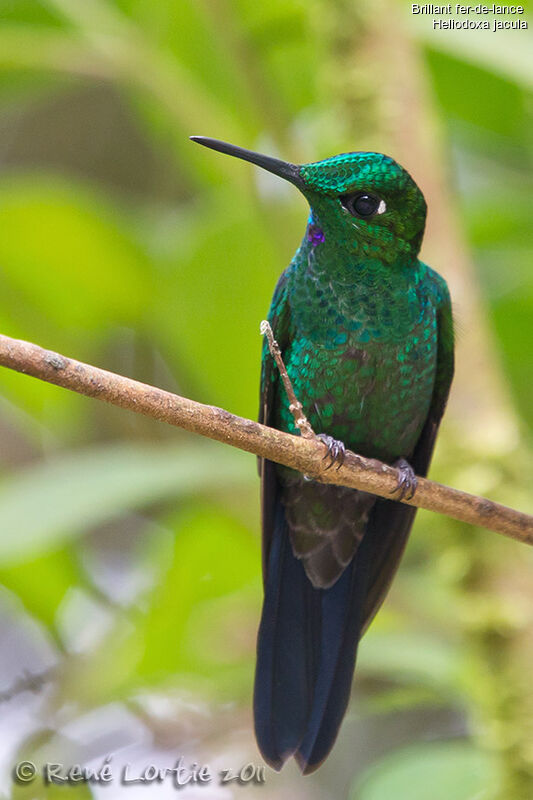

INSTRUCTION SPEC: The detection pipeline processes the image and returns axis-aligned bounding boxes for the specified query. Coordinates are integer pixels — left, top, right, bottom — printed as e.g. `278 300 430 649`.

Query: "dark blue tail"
253 494 376 774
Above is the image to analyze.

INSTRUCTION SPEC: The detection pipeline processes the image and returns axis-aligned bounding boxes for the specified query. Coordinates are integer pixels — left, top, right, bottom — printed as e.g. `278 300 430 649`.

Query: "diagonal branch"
0 332 531 544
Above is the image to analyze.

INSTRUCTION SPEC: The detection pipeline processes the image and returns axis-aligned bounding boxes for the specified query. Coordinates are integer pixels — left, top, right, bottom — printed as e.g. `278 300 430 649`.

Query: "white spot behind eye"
377 199 387 215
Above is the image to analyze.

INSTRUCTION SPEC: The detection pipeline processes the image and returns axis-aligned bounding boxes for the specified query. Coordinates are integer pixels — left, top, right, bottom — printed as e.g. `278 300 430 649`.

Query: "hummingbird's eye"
341 193 386 219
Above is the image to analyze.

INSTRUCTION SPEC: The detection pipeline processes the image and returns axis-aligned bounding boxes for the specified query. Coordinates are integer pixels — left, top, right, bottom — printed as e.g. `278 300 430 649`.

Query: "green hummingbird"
191 136 454 774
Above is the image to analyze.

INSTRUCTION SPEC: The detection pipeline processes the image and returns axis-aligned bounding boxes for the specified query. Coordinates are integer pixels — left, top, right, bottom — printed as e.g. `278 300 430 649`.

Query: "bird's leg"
391 458 418 501
317 433 346 471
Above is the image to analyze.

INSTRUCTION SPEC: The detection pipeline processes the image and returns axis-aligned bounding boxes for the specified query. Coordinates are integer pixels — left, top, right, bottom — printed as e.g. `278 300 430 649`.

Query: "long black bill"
190 136 303 188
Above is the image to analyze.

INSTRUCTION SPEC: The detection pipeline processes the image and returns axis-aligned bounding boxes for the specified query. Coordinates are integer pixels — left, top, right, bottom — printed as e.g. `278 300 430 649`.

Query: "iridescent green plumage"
192 137 454 774
262 151 453 589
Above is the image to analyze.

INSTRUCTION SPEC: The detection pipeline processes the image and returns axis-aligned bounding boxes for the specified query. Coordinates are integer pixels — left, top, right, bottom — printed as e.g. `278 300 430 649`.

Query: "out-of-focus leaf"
152 187 299 417
425 49 530 141
465 190 532 252
357 631 458 693
412 19 533 89
138 505 260 686
0 177 149 334
0 24 100 85
0 547 80 628
0 176 152 431
362 685 450 714
0 4 61 28
351 740 498 800
0 442 253 565
492 286 533 431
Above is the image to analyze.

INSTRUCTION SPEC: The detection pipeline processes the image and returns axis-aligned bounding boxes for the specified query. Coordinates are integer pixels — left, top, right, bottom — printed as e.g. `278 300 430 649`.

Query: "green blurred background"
0 1 531 798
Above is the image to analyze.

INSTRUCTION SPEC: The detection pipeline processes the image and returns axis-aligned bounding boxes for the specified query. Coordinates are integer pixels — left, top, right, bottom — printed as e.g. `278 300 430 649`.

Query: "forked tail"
253 495 377 774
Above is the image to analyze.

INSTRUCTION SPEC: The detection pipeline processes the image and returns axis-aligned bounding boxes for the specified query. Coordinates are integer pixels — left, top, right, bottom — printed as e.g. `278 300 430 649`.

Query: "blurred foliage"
351 740 499 800
0 1 531 799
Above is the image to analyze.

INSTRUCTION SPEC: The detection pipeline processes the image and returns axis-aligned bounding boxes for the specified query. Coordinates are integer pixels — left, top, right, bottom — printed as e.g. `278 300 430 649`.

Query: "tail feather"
254 483 411 773
295 522 375 773
253 497 316 768
254 495 377 772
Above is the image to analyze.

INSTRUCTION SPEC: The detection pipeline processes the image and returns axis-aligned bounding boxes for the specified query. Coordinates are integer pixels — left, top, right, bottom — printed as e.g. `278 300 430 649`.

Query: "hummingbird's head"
298 152 427 262
190 138 427 263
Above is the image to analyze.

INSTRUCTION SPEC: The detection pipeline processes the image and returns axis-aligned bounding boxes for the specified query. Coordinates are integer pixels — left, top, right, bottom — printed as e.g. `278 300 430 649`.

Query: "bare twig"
260 320 315 439
0 332 530 544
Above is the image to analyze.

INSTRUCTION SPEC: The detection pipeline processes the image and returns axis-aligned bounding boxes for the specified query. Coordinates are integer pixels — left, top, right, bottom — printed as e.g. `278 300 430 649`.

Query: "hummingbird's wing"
360 276 454 631
258 269 292 581
256 269 324 769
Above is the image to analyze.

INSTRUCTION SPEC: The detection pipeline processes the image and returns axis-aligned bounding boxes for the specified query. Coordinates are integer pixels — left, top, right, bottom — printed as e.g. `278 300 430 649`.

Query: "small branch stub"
260 320 315 439
262 320 399 481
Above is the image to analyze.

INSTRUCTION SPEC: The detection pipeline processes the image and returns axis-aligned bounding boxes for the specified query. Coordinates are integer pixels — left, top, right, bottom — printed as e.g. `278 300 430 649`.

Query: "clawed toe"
317 433 346 471
391 458 418 501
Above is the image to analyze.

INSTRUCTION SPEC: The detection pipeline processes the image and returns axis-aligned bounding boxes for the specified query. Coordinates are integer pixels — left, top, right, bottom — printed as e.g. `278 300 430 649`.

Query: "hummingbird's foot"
391 458 418 501
317 434 346 471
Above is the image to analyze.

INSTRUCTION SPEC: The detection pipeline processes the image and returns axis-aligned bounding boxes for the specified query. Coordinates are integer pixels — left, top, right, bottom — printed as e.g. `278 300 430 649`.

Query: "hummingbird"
191 136 454 774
